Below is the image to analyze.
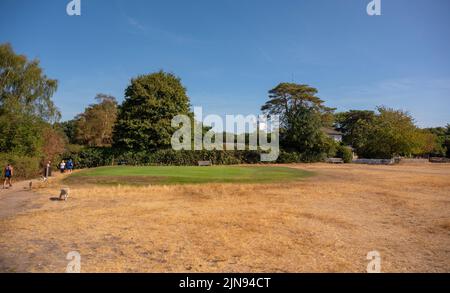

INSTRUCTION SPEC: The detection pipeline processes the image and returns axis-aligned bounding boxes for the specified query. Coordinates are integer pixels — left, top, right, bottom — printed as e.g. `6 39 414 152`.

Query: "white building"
322 127 343 143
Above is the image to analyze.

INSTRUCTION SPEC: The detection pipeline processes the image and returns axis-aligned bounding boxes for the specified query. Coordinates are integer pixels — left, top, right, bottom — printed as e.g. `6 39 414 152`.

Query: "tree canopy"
261 83 335 127
0 43 60 123
0 43 63 160
335 110 376 151
74 94 118 147
261 82 336 160
423 125 450 157
336 107 442 158
113 71 192 151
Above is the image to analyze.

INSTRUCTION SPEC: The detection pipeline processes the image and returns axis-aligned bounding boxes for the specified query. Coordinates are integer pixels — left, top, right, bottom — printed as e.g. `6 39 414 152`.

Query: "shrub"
62 147 264 168
0 153 41 179
337 145 353 163
62 146 334 169
300 151 328 163
146 149 253 166
276 151 302 163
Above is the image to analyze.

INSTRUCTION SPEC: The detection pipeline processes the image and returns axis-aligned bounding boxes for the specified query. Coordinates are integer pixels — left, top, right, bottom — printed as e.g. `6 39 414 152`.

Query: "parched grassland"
0 164 449 272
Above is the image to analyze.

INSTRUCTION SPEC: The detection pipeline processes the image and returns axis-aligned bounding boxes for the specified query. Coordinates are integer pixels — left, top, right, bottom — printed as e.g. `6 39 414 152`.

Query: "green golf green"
64 165 313 186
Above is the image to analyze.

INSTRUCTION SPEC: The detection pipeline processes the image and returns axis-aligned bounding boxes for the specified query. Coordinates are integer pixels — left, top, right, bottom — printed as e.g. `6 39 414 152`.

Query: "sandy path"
0 179 46 272
0 176 67 272
0 180 42 219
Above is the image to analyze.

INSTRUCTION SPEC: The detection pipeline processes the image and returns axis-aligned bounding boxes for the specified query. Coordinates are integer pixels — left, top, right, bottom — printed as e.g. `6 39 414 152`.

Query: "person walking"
59 160 66 174
43 161 52 180
66 159 74 173
3 164 14 189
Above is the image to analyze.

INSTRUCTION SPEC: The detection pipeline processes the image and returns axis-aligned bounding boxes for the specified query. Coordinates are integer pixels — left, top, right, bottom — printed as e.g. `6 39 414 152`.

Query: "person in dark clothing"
3 164 14 189
66 159 74 173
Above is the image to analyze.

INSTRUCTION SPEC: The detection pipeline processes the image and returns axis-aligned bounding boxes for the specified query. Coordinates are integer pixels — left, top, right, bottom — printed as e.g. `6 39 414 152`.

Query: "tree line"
1 43 449 176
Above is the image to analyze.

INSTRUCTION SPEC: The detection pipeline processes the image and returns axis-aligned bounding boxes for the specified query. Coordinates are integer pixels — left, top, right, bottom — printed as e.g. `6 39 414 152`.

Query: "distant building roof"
321 127 343 136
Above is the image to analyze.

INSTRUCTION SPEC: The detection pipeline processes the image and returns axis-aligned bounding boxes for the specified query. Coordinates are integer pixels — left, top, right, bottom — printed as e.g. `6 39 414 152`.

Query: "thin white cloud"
127 17 146 32
125 15 205 46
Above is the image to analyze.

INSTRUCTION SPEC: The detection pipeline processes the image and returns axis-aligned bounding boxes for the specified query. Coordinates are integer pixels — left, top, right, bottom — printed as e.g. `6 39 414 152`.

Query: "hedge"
62 147 331 169
61 148 254 169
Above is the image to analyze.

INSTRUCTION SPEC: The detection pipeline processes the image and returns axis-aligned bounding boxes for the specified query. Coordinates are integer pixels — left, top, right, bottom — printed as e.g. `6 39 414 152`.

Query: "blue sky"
1 0 449 128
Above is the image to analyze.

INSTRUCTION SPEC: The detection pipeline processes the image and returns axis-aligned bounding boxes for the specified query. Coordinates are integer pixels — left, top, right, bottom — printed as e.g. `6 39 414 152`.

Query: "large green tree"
363 107 421 158
335 110 376 153
74 94 118 147
424 125 450 157
0 43 60 122
0 43 62 158
411 129 442 156
113 71 192 151
261 83 335 160
59 119 78 145
352 107 433 158
338 107 439 159
261 83 334 127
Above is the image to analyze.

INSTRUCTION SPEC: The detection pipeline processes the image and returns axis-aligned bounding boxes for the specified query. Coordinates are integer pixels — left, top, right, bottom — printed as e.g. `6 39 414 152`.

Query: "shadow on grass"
49 197 65 202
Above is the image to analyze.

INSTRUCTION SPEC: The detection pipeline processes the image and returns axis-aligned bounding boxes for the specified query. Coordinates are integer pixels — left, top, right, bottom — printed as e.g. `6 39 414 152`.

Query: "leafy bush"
62 147 266 168
337 145 353 163
0 153 41 179
299 151 328 163
62 145 335 169
276 151 302 163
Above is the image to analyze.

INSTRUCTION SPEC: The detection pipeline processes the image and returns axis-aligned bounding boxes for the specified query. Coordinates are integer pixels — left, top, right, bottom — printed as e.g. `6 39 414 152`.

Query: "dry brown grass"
0 163 449 272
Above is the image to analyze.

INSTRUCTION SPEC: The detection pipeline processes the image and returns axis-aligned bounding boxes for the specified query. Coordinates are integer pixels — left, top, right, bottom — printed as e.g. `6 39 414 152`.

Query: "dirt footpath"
0 177 66 272
0 180 43 219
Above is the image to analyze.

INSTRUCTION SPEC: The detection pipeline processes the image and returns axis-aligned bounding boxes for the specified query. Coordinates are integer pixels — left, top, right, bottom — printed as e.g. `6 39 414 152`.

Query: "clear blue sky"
1 0 449 127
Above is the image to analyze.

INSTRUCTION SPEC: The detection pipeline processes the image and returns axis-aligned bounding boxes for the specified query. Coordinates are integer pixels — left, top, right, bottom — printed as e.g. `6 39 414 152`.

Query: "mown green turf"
65 165 313 186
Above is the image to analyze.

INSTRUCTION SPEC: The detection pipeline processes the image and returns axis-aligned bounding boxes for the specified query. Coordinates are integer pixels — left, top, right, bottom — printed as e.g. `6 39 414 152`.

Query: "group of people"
43 159 75 180
2 159 75 189
59 159 74 174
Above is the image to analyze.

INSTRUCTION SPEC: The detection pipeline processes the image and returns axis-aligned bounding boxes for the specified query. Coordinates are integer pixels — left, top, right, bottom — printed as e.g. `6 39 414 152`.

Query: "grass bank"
64 165 313 186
